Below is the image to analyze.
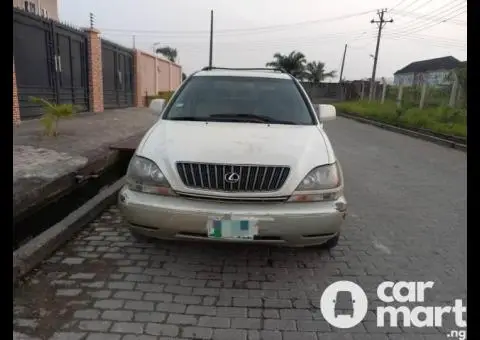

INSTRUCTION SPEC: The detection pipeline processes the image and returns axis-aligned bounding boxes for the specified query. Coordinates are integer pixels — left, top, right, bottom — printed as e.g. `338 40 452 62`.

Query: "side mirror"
315 104 336 122
149 98 166 115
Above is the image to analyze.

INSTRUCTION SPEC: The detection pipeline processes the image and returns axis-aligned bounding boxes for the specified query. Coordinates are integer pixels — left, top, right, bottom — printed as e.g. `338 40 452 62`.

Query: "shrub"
29 97 76 136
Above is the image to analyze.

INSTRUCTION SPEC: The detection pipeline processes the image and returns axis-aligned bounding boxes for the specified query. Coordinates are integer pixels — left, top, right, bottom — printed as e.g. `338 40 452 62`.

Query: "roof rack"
201 66 288 73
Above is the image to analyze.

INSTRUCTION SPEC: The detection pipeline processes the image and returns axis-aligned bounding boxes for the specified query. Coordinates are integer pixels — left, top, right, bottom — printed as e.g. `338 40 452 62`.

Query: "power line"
388 0 465 34
391 0 414 11
385 6 466 37
104 28 464 53
407 0 435 13
102 28 372 45
97 10 374 36
383 36 466 49
397 0 421 12
393 9 466 26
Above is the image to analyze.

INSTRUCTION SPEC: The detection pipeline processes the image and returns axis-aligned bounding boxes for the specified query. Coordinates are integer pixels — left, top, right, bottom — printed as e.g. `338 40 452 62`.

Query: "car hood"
137 121 333 169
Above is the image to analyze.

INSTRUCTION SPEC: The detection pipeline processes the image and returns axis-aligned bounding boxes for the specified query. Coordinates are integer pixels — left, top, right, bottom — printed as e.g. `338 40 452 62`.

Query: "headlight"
296 163 341 191
288 163 342 202
126 156 174 195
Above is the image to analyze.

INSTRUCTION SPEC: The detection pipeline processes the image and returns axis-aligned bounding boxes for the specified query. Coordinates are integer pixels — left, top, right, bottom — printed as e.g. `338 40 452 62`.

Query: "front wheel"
323 233 340 249
129 229 151 243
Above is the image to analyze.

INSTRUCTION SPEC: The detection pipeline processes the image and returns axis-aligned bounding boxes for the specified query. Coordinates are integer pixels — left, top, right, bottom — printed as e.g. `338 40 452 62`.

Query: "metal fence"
101 39 135 109
13 7 89 119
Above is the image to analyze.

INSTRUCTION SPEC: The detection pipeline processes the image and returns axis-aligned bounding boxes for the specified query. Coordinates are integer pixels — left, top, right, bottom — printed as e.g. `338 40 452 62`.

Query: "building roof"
194 69 292 79
394 56 461 75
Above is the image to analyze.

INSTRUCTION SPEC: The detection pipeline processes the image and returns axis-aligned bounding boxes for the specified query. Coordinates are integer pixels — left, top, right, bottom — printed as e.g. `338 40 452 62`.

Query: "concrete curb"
338 112 466 152
14 149 122 222
13 176 126 284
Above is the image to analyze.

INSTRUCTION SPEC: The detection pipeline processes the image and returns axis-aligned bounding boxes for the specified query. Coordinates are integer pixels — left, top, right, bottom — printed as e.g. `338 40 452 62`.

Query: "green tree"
156 46 178 63
265 51 307 78
305 61 337 85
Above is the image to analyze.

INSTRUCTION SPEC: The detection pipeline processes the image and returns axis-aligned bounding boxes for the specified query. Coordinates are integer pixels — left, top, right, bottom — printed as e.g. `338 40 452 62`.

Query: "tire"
129 229 151 242
323 233 340 249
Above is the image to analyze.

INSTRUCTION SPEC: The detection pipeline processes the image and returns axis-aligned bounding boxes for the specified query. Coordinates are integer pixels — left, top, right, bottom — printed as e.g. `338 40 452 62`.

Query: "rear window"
162 76 315 125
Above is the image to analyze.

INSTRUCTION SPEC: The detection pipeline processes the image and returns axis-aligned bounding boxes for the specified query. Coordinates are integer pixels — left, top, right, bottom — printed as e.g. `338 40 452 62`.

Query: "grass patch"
334 100 466 138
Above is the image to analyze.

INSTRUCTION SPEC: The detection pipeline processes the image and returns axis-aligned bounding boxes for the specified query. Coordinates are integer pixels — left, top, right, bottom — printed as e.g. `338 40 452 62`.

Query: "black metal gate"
102 39 134 109
13 8 89 119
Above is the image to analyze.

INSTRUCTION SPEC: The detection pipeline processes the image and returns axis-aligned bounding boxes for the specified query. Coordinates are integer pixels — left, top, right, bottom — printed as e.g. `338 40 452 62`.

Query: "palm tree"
305 61 337 85
265 51 307 78
155 46 178 63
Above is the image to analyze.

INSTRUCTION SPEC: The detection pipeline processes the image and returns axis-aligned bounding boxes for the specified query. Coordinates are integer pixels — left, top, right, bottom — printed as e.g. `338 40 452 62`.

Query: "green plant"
29 97 76 136
333 100 466 137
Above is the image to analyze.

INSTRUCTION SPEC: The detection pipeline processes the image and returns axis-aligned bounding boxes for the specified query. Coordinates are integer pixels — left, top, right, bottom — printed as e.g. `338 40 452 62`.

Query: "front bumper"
118 187 347 247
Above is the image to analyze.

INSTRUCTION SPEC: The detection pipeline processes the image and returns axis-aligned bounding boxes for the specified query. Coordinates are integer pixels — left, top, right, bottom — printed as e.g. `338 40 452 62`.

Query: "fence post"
456 85 462 108
360 82 365 100
419 83 427 109
396 85 403 109
381 80 387 104
449 71 459 108
85 28 104 112
13 59 21 126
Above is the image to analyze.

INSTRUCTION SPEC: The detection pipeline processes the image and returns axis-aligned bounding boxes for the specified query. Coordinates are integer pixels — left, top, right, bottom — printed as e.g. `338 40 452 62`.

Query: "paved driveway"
14 117 467 340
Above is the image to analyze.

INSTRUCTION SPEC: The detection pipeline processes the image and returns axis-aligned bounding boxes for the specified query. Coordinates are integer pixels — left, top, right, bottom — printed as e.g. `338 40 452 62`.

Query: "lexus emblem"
225 172 240 183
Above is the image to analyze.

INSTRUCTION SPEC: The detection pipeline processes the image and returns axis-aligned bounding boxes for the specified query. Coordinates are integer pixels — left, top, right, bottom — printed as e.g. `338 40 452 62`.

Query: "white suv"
118 67 347 248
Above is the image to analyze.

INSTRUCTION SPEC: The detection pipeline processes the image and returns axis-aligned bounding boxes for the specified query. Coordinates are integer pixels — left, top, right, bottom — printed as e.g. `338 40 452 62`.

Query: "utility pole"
339 44 348 82
369 8 393 101
208 10 214 67
132 35 136 49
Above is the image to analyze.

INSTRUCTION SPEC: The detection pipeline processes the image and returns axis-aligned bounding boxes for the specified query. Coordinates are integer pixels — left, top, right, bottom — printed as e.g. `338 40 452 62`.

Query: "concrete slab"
13 108 156 219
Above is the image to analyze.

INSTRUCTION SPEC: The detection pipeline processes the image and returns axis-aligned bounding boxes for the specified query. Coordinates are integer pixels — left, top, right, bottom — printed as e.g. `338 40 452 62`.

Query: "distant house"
393 56 461 87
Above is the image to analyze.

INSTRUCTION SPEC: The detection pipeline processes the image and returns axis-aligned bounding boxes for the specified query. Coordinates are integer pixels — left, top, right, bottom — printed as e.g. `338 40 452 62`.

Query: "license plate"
207 218 258 240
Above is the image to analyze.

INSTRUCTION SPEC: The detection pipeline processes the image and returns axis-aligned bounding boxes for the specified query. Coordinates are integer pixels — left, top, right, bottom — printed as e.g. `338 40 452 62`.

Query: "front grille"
177 192 289 203
176 162 290 192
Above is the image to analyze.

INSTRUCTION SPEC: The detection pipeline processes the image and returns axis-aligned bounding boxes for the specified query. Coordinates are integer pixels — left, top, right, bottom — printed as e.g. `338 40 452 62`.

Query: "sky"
58 0 467 82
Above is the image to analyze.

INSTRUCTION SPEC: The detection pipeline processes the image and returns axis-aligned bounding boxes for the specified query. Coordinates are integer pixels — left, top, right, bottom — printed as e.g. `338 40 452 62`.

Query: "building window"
24 1 29 11
41 8 48 17
30 2 36 13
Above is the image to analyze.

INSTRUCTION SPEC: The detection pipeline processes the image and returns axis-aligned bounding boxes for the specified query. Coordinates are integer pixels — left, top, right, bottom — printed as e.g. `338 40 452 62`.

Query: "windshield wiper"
168 116 210 121
209 113 298 125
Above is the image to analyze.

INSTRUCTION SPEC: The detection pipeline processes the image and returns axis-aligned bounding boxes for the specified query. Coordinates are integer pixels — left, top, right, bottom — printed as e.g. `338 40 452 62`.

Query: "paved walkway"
13 117 466 339
13 108 157 217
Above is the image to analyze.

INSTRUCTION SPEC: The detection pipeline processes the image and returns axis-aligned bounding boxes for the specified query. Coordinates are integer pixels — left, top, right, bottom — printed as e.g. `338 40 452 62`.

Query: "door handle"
118 70 123 87
57 56 62 72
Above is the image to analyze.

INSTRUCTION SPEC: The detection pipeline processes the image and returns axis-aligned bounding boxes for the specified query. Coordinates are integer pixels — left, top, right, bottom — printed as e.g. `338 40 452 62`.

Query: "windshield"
162 76 315 125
